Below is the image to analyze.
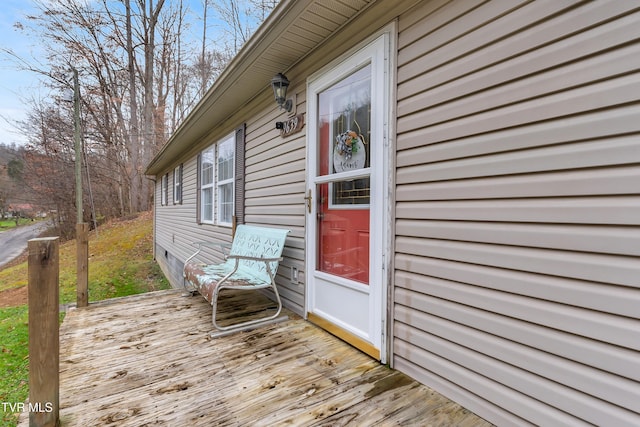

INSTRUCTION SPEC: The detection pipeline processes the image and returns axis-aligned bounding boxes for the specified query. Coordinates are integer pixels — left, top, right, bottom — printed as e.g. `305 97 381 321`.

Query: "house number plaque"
278 113 305 137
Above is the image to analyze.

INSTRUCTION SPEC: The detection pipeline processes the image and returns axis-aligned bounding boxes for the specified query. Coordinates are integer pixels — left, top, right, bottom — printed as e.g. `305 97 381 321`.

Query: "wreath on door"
333 121 367 173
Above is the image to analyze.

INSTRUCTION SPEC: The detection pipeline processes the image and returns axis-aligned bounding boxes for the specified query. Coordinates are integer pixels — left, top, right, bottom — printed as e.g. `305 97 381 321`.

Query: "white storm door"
306 33 390 362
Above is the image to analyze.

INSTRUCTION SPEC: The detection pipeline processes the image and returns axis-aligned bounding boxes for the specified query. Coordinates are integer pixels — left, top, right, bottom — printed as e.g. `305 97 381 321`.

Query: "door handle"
304 189 312 214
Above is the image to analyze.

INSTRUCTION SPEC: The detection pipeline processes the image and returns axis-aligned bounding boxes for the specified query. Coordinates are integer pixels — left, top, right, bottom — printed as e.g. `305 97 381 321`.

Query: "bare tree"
125 0 141 214
0 144 26 219
2 0 279 230
210 0 278 52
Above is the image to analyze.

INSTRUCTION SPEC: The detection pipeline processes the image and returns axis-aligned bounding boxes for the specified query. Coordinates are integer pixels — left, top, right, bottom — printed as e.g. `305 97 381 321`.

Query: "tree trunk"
126 0 141 214
141 0 166 211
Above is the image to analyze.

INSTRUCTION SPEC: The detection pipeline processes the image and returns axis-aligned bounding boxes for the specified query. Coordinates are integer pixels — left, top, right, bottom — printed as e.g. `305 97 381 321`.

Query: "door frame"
305 23 395 363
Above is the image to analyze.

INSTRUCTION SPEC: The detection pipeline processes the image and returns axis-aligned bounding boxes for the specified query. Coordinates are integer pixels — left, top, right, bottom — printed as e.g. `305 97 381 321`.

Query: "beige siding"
395 1 640 426
153 96 308 314
154 153 234 291
244 94 308 313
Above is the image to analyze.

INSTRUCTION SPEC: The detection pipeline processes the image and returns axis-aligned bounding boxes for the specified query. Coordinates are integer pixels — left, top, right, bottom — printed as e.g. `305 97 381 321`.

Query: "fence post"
76 222 89 308
28 237 60 427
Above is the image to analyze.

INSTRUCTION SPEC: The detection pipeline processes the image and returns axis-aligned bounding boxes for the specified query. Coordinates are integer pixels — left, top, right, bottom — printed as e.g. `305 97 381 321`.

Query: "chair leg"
210 284 288 337
180 276 198 297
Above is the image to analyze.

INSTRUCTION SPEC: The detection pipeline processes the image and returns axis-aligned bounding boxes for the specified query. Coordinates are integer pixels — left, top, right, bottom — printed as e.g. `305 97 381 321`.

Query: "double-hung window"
200 147 215 223
217 134 235 225
199 132 236 225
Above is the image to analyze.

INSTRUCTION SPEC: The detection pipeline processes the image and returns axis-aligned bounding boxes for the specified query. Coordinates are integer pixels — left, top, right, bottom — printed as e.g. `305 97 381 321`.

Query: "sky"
0 0 219 148
0 0 41 146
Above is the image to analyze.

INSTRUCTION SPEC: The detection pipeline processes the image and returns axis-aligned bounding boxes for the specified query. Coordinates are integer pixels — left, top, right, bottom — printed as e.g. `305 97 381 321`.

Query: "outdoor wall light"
271 72 293 112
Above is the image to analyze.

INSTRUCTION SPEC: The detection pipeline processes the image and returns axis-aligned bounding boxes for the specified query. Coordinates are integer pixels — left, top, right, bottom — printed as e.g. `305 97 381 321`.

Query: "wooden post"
232 215 237 238
28 237 60 427
76 222 89 308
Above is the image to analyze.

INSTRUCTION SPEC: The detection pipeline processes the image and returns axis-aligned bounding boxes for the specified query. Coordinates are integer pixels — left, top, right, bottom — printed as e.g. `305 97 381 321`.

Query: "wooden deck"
20 289 492 426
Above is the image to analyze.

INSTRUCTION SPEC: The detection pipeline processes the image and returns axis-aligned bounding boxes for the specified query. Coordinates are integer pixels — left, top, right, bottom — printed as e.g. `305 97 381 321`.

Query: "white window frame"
200 146 215 224
173 164 182 204
216 133 235 226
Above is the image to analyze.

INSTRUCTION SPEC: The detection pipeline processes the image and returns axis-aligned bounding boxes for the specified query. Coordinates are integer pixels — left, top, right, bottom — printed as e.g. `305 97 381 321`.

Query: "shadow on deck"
20 289 492 426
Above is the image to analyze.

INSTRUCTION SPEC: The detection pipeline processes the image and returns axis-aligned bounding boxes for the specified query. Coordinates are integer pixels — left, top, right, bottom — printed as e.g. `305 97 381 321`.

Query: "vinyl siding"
154 153 233 289
153 97 307 315
244 95 308 313
394 1 640 426
153 145 228 278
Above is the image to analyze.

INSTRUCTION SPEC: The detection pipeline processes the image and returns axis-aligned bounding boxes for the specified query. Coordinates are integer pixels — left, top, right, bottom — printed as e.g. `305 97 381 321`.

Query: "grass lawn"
0 211 170 427
0 306 28 424
0 219 32 230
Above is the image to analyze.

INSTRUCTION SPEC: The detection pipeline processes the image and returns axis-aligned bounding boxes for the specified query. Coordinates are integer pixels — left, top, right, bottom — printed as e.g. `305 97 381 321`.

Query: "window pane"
174 166 182 203
161 175 168 205
332 178 370 206
218 138 234 181
318 64 371 177
202 187 213 222
219 183 233 224
202 149 214 185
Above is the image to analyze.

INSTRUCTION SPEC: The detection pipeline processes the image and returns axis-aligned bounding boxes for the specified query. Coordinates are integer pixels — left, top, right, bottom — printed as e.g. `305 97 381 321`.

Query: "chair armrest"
227 255 283 262
193 241 232 250
193 241 232 256
184 241 232 268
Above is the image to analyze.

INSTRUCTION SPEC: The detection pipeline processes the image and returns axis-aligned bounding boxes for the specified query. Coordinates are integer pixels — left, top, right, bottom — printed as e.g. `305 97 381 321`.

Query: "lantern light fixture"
271 72 293 112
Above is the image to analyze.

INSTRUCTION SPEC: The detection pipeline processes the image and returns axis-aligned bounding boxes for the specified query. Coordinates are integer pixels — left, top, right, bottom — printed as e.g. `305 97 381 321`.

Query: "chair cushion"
184 261 271 303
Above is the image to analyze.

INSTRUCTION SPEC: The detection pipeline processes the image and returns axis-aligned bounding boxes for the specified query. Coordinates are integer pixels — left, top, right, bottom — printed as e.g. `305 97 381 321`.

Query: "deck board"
19 289 492 426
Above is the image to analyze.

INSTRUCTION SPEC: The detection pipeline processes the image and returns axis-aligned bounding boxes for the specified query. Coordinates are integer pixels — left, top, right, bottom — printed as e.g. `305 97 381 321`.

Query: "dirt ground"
0 251 29 308
0 285 27 308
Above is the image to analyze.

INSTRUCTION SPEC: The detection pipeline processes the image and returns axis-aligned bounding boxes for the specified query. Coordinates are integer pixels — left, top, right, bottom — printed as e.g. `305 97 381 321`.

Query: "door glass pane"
317 182 369 284
315 64 372 285
331 178 370 208
318 64 371 182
